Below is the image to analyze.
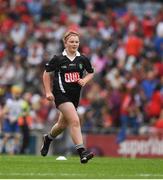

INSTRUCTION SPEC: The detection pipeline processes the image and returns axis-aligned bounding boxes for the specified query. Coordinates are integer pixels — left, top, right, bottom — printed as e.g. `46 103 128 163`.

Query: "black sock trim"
48 133 54 140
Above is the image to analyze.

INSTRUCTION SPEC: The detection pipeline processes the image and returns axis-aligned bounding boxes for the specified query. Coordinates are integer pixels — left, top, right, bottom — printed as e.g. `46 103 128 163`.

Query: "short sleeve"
82 55 94 73
45 55 59 72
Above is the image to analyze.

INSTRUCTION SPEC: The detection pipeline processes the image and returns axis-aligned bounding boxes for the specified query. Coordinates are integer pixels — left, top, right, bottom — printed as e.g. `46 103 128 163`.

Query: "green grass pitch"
0 155 163 179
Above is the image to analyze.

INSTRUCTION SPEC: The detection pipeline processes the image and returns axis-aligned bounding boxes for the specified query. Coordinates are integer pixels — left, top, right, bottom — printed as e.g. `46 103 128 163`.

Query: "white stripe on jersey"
58 71 66 93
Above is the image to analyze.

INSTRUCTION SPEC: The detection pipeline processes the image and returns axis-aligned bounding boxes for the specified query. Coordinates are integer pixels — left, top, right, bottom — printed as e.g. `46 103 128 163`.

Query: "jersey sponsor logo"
65 72 80 83
69 64 76 67
79 63 83 69
61 65 67 69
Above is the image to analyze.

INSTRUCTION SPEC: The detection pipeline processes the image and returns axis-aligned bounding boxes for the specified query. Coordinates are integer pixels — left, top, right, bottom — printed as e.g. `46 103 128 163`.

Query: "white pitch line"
116 174 163 177
0 172 163 177
138 174 163 177
0 172 82 176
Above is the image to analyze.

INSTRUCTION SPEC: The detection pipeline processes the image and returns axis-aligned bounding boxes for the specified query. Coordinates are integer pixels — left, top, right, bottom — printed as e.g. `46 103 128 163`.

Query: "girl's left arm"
78 73 94 87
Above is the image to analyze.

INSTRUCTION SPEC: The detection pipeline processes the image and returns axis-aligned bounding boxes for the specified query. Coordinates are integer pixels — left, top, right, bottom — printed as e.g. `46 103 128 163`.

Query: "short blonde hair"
63 31 80 43
11 85 23 94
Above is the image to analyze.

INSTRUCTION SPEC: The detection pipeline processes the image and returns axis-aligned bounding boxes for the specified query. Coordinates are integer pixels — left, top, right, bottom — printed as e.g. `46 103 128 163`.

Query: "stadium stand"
0 0 162 155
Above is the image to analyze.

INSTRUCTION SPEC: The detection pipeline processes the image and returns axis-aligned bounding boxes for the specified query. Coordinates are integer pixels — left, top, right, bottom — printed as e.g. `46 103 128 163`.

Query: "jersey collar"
62 49 80 59
62 49 80 61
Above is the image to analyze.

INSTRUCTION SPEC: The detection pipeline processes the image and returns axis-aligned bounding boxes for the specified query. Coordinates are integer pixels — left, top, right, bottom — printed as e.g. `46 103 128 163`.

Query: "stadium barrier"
1 130 163 158
85 132 163 158
0 131 43 154
0 129 72 155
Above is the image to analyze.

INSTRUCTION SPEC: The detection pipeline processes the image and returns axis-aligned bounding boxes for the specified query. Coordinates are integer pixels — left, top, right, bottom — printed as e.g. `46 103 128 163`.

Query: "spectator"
117 87 140 143
154 109 163 129
1 85 24 154
141 70 159 100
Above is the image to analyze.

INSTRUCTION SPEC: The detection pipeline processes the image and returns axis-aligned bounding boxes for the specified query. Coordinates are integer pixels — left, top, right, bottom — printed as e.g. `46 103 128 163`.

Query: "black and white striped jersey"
45 53 94 94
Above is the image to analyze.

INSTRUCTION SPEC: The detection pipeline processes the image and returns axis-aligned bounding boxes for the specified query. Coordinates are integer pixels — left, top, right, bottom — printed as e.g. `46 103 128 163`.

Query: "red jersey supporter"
120 92 131 116
155 119 163 129
106 8 117 29
0 17 14 33
101 106 113 128
21 14 33 25
146 89 162 118
80 95 91 107
125 32 143 57
146 101 161 118
59 12 68 25
122 9 138 32
154 61 163 77
154 109 163 129
15 1 28 15
142 13 155 38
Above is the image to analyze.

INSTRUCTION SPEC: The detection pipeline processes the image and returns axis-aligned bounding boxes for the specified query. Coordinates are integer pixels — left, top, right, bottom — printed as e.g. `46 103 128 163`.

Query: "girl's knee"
71 119 80 128
57 122 67 130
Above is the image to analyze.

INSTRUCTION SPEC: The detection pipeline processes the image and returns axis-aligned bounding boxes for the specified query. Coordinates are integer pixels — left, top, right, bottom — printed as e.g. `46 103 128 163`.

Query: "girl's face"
64 35 80 54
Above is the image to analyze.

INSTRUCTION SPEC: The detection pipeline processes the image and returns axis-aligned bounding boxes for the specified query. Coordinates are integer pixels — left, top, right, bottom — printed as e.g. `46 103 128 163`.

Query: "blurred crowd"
0 0 163 150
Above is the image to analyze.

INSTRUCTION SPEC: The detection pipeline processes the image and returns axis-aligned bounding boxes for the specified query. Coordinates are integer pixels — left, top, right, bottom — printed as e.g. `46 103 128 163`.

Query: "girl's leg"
50 112 68 138
58 102 83 145
58 102 94 163
41 102 94 163
41 112 67 156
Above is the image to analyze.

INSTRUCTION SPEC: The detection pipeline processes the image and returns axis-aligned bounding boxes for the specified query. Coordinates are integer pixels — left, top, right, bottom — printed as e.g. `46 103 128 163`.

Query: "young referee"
41 31 94 163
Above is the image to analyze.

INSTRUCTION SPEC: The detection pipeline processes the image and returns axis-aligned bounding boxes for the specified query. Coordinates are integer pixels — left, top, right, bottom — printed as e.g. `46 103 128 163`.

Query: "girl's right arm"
43 71 54 101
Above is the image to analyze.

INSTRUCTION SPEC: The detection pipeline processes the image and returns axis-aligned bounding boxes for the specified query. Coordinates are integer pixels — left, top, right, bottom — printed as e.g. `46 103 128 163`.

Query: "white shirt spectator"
156 22 163 37
27 42 44 65
10 23 27 45
5 98 23 123
106 68 125 89
0 61 16 84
